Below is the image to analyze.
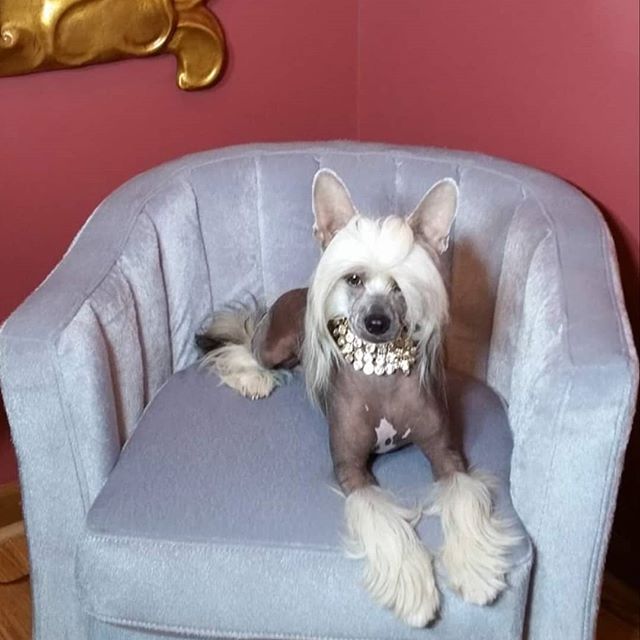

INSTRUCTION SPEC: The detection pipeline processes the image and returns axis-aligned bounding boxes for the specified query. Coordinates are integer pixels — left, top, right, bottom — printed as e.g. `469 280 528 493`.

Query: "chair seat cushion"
76 364 532 640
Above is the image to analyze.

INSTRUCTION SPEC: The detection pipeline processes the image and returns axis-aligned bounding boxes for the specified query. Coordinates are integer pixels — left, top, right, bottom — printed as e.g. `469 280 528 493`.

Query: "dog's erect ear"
312 169 357 248
407 178 459 254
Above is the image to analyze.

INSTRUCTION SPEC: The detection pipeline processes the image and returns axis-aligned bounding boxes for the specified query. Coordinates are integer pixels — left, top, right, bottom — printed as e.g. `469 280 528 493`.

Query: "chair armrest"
0 214 135 635
488 190 638 640
1 181 163 503
0 166 203 638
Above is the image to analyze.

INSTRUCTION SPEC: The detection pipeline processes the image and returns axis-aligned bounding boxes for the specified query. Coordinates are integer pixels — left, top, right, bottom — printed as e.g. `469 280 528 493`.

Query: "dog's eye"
346 274 363 287
390 280 401 293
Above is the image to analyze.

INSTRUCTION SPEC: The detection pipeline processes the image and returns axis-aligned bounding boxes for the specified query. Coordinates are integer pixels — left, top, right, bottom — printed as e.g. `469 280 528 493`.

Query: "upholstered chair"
1 142 637 640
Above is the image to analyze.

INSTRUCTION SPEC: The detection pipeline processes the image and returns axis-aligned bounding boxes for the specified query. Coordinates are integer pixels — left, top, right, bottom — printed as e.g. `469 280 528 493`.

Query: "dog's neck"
328 317 417 376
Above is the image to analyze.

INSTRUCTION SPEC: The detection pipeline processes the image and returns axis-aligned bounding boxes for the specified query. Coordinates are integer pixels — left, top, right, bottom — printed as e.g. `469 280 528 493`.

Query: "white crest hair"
303 213 450 407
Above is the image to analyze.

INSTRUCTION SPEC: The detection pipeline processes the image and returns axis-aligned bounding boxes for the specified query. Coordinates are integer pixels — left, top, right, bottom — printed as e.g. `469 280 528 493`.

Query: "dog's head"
304 169 458 404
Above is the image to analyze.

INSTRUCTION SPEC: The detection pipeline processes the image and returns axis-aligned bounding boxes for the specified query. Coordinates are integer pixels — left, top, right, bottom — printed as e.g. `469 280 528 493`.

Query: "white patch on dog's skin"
374 418 398 453
402 428 412 439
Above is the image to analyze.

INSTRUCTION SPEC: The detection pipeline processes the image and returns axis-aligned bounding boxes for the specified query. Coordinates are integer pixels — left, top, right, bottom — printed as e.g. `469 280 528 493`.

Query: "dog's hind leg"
196 289 307 399
332 431 440 627
196 304 285 399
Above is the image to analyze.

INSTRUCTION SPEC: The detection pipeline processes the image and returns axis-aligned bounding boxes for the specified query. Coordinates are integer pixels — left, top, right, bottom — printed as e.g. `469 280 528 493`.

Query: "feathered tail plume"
196 304 286 399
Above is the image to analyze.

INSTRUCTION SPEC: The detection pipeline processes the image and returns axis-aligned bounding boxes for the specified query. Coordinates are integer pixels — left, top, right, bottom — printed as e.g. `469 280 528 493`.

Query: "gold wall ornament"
0 0 226 90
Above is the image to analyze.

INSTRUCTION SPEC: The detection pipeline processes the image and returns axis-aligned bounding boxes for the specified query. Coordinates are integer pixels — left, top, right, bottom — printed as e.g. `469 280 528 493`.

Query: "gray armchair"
1 142 637 639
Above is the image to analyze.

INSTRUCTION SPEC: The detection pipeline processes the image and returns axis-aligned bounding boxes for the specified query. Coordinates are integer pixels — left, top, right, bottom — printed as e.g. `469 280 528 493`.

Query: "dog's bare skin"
252 288 307 370
329 368 464 493
251 287 464 494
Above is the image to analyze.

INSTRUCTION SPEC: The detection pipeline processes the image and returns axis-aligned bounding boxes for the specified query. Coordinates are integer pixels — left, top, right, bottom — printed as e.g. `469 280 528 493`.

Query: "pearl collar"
329 317 417 376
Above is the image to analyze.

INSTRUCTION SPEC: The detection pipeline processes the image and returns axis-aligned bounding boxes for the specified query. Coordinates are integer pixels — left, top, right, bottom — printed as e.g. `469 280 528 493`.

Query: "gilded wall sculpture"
0 0 226 90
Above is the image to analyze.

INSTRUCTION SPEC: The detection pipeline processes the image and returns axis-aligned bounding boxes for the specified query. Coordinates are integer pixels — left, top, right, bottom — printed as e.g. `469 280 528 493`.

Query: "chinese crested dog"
197 170 516 627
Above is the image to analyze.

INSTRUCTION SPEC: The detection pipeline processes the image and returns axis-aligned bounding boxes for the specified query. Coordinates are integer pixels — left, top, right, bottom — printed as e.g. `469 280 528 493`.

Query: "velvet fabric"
77 367 531 639
0 142 637 640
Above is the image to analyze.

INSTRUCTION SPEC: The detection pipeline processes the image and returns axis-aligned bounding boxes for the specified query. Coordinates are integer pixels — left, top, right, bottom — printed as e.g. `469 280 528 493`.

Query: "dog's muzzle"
329 317 417 376
364 312 391 336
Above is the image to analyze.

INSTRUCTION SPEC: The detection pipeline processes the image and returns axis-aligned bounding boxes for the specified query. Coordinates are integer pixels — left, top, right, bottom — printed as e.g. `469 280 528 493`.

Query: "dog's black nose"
364 313 391 335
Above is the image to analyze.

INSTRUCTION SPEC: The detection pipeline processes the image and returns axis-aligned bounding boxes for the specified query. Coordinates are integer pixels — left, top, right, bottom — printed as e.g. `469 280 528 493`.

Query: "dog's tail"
196 304 285 399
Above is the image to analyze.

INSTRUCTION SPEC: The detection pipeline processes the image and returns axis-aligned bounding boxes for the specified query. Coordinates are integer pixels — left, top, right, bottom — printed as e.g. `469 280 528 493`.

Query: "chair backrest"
180 144 541 382
23 143 556 462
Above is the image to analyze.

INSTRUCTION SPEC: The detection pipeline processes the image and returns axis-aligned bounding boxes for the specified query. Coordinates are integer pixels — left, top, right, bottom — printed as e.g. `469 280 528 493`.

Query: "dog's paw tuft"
225 368 278 400
201 341 285 400
373 542 439 627
430 471 520 605
345 486 439 627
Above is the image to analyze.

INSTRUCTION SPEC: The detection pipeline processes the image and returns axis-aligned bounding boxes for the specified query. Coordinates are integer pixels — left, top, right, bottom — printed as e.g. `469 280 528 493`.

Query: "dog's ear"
407 178 459 254
312 169 357 248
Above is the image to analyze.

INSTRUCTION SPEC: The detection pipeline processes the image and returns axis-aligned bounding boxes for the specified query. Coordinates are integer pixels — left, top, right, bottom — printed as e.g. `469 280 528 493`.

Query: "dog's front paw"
367 541 439 627
440 528 509 605
431 471 519 605
345 487 440 627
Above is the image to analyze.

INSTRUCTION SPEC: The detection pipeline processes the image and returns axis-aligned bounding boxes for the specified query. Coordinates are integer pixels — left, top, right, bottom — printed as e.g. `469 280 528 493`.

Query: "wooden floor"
597 573 640 640
0 484 30 640
0 577 30 640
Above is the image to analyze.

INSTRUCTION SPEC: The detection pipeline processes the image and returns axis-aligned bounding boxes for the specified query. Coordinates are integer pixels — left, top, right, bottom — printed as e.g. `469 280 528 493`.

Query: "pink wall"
356 0 640 584
1 0 638 538
0 0 358 483
357 0 639 332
